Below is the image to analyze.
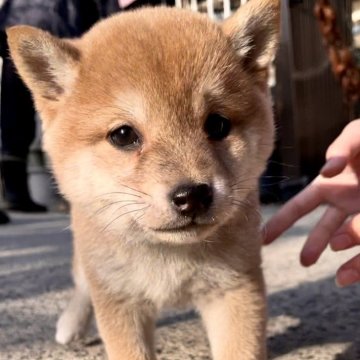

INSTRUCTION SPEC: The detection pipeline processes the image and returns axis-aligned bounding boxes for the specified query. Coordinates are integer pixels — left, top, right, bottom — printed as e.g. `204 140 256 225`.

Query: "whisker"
230 176 291 190
230 176 289 187
267 160 297 168
116 202 146 211
93 200 143 217
134 211 146 223
119 183 151 197
262 176 290 179
95 191 143 199
229 178 258 187
128 211 147 233
230 196 262 218
101 206 150 233
202 237 215 244
231 187 255 192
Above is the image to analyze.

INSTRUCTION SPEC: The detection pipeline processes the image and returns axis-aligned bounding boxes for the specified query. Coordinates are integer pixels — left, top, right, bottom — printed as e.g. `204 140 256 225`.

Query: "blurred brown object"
315 0 360 103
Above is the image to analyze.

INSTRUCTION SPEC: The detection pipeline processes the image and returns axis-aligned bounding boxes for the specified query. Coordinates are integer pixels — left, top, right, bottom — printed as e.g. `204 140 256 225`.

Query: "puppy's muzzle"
170 183 213 217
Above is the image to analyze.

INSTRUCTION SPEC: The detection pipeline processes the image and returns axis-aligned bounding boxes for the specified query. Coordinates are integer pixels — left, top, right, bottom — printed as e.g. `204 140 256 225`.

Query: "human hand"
263 120 360 287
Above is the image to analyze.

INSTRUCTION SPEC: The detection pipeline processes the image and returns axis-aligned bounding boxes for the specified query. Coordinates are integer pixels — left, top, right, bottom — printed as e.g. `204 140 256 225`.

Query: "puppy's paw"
55 310 86 344
55 299 92 344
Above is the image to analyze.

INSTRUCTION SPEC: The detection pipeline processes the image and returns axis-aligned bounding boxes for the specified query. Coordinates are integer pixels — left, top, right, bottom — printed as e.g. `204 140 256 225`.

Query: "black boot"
0 209 10 224
0 159 47 213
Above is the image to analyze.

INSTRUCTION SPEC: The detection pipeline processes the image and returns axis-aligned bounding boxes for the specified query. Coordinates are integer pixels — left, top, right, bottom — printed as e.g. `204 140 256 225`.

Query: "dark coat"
0 0 100 37
0 0 122 58
97 0 120 17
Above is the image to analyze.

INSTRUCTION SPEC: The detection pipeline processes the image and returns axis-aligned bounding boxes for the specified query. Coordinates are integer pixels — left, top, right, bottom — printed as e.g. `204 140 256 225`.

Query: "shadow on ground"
2 214 360 359
268 277 360 359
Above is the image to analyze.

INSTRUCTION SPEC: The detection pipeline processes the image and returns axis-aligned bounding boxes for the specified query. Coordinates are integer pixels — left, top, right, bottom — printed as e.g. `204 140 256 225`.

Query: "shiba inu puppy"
7 0 279 359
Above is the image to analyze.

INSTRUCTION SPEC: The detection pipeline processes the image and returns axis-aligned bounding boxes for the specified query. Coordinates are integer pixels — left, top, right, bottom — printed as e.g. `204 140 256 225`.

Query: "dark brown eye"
109 125 141 150
204 113 231 141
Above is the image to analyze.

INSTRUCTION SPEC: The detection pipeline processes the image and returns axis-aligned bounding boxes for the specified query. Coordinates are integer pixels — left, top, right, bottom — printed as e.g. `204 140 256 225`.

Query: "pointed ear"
6 26 80 103
222 0 280 72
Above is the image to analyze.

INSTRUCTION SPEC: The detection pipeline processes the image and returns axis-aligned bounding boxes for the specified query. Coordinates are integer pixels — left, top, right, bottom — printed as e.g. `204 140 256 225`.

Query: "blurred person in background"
0 0 99 222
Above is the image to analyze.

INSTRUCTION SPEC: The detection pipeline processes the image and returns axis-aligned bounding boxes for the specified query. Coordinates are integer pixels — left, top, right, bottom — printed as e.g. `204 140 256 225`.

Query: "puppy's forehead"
79 8 237 97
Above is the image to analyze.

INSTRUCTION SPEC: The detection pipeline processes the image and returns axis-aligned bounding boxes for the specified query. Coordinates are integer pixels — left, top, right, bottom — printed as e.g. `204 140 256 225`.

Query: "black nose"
170 183 213 217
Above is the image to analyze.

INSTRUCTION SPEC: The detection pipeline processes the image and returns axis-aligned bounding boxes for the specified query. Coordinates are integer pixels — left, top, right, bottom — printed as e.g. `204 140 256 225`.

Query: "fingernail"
320 157 346 177
300 250 317 267
336 269 360 287
330 235 352 251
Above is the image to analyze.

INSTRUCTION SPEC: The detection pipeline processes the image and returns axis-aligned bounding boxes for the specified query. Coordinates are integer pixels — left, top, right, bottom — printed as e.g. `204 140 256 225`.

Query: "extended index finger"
263 182 322 244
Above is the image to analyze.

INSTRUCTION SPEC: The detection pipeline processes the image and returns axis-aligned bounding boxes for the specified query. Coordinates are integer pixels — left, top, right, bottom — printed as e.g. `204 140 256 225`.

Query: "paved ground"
1 206 360 360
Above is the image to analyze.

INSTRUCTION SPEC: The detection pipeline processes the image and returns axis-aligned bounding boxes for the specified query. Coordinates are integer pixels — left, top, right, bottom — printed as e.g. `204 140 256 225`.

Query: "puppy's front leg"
197 273 267 360
92 290 156 360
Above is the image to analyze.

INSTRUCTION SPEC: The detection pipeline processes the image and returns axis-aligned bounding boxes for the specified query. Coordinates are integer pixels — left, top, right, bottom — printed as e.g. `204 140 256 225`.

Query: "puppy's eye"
204 114 231 141
109 125 141 150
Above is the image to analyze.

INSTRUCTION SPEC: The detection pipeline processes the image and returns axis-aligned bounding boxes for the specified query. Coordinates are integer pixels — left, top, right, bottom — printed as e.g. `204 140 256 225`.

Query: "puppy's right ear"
6 26 80 120
222 0 280 75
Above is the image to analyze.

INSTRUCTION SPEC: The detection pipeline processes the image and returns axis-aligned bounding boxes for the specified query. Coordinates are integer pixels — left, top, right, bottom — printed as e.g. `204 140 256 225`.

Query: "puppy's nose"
170 183 213 217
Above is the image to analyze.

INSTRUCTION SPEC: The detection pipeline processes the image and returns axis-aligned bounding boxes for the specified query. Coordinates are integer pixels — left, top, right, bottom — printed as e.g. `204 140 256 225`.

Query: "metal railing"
174 0 249 20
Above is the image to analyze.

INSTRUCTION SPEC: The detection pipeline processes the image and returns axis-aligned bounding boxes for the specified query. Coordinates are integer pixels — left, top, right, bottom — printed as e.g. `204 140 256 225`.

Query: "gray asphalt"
1 206 360 360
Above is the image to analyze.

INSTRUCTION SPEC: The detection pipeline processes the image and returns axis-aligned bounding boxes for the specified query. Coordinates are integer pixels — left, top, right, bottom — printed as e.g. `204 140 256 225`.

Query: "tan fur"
7 1 280 359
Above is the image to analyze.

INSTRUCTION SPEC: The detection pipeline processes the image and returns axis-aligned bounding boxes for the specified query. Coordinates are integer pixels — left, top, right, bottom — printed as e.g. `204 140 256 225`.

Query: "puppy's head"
7 0 280 244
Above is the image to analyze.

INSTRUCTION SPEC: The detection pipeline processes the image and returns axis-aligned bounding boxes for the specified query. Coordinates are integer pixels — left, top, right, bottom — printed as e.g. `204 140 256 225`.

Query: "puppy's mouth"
151 220 212 233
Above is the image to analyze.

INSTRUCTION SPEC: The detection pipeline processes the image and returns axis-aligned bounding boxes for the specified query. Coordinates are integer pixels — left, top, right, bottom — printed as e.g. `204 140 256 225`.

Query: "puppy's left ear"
6 25 81 124
222 0 280 73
